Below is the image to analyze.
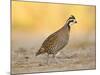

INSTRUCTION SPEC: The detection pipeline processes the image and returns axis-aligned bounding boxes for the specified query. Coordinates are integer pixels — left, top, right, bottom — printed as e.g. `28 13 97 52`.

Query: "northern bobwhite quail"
36 15 77 64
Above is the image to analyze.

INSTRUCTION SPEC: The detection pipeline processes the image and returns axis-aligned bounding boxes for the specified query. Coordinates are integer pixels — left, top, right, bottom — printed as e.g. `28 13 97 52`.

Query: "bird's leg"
46 53 49 65
52 54 58 64
53 53 64 64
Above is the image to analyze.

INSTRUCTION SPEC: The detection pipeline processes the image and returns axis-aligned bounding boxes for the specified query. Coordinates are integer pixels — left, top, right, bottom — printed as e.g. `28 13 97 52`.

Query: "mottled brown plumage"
36 15 77 64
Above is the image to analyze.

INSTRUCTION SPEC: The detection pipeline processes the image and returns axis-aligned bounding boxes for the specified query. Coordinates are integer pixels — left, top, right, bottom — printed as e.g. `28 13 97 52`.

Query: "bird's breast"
58 29 70 43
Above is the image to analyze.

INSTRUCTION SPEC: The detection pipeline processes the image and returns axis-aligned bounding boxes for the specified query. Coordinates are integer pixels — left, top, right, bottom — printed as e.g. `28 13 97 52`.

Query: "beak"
75 21 77 23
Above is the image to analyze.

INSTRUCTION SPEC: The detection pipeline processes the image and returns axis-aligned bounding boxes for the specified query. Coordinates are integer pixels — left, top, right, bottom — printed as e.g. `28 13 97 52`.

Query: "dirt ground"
11 42 96 74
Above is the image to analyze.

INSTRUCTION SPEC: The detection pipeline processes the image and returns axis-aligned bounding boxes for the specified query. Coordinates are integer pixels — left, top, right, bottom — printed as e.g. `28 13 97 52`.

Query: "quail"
36 15 77 64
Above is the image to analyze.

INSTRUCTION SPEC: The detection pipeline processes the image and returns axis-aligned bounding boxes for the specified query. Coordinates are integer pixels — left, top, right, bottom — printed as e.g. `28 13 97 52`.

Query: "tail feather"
35 51 40 56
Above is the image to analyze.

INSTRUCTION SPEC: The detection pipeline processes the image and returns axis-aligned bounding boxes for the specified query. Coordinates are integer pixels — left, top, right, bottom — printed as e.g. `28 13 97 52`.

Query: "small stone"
25 56 29 59
38 63 43 66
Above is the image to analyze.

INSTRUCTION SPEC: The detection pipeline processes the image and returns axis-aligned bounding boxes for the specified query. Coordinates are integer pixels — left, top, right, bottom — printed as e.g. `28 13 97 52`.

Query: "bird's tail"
35 47 45 56
35 51 40 56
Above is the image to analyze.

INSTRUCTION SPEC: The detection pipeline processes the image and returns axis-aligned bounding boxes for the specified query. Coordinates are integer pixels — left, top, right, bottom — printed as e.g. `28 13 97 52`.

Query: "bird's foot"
57 54 78 59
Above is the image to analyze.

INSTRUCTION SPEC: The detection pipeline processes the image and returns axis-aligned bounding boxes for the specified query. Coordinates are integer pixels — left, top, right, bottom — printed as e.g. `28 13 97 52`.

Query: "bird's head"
36 47 45 56
67 15 77 26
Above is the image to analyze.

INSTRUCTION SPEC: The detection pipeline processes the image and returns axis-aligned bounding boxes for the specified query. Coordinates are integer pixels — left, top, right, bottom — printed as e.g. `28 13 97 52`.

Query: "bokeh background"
11 1 96 74
12 1 95 49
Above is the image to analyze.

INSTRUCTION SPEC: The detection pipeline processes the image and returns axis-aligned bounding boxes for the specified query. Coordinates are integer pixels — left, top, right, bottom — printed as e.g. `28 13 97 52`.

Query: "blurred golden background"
12 1 96 48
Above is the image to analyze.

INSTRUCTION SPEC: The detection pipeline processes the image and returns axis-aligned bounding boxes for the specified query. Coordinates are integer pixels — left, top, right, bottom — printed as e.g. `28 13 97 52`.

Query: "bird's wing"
42 32 59 50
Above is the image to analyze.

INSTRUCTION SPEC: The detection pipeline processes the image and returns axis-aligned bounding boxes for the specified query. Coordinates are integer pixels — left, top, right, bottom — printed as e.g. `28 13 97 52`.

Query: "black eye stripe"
70 20 74 22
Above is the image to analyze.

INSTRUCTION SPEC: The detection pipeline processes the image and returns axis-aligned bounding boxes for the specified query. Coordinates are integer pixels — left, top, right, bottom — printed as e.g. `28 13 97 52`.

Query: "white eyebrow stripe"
67 19 75 22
